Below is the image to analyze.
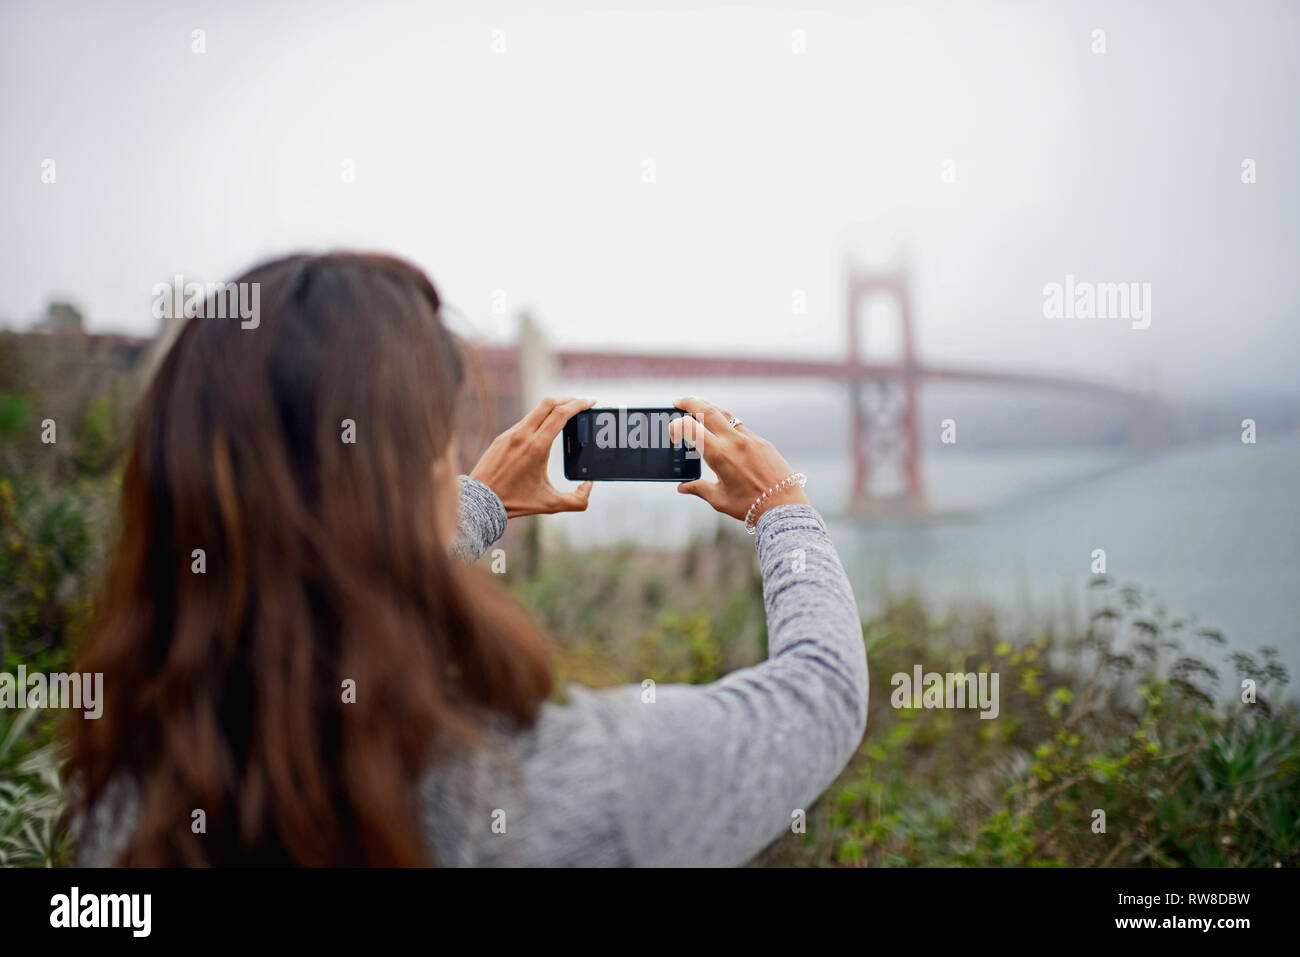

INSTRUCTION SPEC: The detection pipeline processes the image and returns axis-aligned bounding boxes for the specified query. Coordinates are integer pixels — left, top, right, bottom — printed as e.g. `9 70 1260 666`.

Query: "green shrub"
756 581 1300 867
0 710 67 867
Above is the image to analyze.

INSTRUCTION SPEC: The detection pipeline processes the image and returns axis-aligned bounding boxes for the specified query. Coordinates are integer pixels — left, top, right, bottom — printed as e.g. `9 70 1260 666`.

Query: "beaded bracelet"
744 472 808 535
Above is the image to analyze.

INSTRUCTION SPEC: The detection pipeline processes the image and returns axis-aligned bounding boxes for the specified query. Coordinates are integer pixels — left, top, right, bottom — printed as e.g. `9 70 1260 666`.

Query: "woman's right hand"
668 396 809 523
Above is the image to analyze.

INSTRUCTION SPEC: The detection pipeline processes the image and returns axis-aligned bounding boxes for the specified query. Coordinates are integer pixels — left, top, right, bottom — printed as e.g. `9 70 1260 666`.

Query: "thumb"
557 480 593 512
677 478 720 506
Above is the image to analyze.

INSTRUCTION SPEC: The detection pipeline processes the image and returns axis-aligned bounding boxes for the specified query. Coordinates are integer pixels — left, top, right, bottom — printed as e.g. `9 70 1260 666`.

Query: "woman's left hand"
469 397 596 518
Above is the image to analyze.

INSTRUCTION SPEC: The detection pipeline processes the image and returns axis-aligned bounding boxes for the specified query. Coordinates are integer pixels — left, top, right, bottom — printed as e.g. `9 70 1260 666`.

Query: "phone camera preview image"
563 408 703 482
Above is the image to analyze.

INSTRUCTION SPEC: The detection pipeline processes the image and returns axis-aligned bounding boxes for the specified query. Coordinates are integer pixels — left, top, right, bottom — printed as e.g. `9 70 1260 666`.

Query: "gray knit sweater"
77 476 868 867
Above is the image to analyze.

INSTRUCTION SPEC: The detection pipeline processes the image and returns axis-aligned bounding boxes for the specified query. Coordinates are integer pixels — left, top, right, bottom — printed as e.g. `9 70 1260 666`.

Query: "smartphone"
563 407 702 482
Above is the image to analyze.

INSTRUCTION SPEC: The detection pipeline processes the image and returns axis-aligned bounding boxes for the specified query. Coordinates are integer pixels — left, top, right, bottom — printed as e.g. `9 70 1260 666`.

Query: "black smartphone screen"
563 407 702 482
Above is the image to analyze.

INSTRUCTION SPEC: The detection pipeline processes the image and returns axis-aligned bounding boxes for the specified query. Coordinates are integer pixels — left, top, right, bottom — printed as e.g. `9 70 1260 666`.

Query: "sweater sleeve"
450 475 508 563
610 503 869 866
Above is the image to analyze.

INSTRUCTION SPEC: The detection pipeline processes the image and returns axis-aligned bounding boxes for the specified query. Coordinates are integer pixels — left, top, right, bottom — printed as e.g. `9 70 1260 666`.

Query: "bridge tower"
847 266 925 514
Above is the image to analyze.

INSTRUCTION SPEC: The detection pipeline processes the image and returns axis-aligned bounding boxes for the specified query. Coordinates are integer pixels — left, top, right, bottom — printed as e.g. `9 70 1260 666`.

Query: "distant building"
0 302 153 446
31 301 87 336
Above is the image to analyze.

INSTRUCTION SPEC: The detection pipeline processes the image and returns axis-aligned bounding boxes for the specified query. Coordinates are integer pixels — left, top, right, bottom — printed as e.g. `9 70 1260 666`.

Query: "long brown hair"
64 252 552 865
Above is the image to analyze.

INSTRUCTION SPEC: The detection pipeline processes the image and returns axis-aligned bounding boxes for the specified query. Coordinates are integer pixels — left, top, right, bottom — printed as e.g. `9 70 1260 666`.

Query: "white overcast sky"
1 0 1296 395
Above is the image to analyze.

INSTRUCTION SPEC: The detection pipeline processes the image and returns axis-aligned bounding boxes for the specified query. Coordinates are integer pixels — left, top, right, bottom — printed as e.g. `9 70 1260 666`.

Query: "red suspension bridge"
475 267 1165 514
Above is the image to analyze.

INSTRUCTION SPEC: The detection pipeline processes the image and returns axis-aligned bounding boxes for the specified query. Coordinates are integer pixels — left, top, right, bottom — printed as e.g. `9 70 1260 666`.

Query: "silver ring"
727 416 742 429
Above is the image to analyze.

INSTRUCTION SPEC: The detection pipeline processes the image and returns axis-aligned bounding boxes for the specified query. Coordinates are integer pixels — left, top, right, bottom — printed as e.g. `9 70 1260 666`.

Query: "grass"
508 528 1300 868
1 471 1296 868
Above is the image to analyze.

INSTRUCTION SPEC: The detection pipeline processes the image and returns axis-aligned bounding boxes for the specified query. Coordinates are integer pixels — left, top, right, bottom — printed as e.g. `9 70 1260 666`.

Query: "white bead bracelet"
744 472 808 535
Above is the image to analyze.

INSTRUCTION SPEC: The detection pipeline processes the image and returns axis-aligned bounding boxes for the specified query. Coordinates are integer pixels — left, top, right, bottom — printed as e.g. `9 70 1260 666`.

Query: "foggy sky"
1 0 1296 396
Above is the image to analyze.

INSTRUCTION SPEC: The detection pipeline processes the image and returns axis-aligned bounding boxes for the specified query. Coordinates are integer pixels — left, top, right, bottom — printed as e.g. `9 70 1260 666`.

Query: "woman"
67 252 868 867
